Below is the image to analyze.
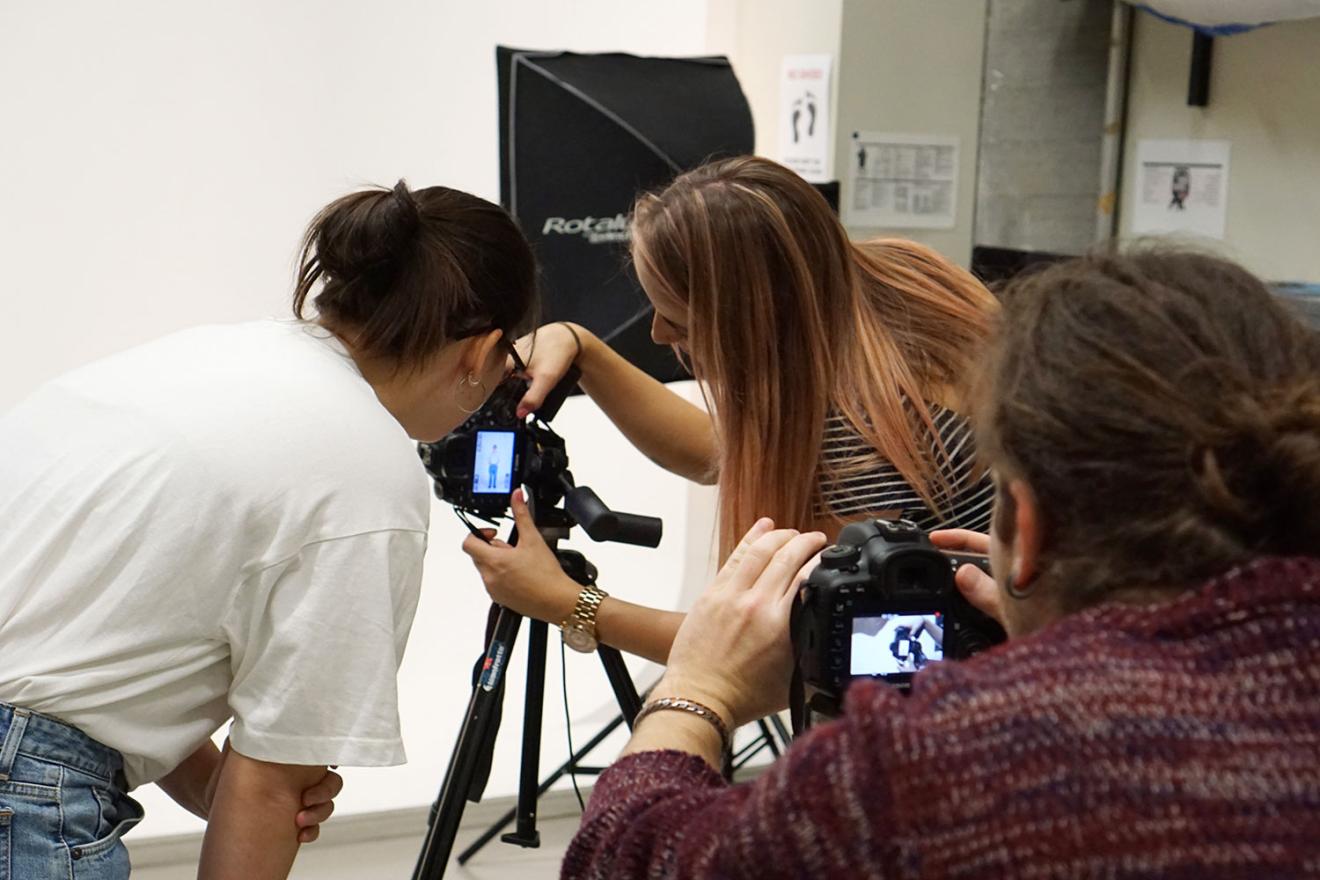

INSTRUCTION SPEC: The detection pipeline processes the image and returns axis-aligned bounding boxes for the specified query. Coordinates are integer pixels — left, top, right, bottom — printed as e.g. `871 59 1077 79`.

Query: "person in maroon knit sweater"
560 250 1320 879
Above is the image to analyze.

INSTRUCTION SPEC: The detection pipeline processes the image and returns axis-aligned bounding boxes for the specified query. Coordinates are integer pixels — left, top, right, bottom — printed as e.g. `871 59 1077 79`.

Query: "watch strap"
561 583 608 644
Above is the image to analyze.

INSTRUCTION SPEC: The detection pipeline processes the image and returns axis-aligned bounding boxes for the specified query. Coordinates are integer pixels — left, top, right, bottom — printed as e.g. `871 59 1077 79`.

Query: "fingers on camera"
930 528 990 554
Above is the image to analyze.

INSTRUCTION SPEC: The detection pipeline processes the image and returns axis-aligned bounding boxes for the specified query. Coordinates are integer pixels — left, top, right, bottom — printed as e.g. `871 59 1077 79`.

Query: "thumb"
955 564 1005 625
510 489 539 539
517 373 557 420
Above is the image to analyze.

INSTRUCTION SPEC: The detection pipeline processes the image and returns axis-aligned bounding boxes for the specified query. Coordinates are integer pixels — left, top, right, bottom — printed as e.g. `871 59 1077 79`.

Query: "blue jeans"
0 703 143 879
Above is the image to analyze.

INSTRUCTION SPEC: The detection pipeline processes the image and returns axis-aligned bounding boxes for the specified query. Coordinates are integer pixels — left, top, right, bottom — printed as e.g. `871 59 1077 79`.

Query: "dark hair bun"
315 179 421 282
1195 381 1320 555
293 180 538 368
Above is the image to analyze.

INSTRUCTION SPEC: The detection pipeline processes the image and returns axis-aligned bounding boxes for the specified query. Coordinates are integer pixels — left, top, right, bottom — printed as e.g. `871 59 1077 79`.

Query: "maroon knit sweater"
563 556 1320 879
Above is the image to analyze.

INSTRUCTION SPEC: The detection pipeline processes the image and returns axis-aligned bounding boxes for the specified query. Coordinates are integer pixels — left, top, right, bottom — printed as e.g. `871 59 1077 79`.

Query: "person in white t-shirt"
0 179 537 880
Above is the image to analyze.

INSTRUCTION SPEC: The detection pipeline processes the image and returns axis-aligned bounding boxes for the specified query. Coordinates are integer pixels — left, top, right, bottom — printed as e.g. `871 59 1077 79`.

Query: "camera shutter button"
820 545 861 570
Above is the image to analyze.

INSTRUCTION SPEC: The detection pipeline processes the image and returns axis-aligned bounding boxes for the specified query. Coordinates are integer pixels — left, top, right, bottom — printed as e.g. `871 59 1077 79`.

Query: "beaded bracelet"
633 697 732 755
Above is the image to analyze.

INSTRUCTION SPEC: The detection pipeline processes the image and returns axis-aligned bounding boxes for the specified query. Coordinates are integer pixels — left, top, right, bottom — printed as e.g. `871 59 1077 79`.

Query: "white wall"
708 0 987 267
1119 13 1320 282
0 0 717 840
834 0 988 266
707 0 843 166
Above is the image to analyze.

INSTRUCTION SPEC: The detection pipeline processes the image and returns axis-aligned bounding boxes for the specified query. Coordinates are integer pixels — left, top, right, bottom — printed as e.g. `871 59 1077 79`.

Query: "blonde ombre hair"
631 156 997 558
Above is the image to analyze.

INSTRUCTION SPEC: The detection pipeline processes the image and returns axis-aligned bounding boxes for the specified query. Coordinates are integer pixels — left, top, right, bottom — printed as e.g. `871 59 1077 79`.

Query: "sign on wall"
1131 138 1231 239
778 54 833 183
845 132 959 229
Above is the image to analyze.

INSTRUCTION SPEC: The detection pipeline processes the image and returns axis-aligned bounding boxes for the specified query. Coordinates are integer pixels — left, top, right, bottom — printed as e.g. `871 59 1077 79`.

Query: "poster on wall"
1132 139 1230 240
846 132 959 229
778 54 833 183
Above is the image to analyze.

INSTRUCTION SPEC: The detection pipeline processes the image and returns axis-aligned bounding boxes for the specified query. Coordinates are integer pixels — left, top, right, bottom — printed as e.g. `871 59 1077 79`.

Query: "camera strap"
787 599 807 738
455 507 495 544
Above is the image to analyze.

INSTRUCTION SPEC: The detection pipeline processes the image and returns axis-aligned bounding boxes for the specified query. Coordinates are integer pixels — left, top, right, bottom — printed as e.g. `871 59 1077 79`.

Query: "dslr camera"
418 366 660 547
790 518 1005 727
417 371 553 522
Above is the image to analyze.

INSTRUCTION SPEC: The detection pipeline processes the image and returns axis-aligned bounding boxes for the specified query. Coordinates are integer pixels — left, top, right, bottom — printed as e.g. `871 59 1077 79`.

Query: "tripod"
411 480 660 880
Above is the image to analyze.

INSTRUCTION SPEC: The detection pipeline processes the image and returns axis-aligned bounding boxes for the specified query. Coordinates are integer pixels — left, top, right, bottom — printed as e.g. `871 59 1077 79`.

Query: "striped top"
564 555 1320 879
816 404 993 532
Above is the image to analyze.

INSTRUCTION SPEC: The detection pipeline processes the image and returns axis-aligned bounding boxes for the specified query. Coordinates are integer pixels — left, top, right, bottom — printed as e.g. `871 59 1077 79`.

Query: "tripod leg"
757 719 782 758
501 619 548 848
768 712 793 747
457 713 626 865
597 645 642 724
412 606 523 880
458 644 643 866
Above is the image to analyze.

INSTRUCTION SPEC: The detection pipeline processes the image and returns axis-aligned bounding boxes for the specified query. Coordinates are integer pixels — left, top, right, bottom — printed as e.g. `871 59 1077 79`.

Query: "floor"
294 816 577 880
130 810 579 880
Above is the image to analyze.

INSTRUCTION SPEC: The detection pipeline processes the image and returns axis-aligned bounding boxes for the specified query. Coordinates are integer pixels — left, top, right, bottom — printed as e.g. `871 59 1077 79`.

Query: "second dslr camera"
792 518 1006 721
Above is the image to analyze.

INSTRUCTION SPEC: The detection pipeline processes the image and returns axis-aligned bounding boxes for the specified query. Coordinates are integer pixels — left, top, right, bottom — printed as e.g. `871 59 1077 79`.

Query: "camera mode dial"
820 544 861 571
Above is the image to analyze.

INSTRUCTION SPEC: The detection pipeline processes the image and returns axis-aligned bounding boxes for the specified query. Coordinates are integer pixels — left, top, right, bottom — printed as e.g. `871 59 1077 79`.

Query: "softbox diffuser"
498 48 755 384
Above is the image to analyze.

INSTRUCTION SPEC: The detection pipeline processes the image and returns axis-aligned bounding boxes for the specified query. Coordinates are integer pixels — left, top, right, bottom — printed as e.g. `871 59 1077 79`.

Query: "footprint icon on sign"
791 91 818 144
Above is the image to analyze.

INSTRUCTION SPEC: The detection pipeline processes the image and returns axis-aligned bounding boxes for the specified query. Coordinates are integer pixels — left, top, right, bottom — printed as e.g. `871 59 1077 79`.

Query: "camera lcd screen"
850 612 945 676
473 430 516 495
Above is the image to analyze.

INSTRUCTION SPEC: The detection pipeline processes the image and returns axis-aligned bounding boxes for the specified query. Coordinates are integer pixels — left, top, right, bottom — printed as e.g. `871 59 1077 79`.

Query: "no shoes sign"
779 54 833 184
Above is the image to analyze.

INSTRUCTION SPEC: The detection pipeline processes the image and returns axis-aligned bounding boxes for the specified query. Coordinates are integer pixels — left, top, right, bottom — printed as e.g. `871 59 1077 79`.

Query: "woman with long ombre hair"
463 156 997 665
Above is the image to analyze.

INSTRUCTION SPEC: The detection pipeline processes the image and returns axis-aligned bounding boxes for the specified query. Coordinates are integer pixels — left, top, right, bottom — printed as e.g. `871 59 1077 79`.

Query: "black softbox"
497 48 754 383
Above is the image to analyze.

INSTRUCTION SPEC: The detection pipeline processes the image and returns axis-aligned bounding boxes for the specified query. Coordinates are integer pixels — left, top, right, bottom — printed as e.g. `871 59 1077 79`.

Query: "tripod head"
521 420 662 548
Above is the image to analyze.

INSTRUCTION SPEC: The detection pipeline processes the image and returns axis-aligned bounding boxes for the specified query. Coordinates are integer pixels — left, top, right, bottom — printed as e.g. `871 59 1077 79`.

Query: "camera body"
418 376 532 520
792 518 1005 719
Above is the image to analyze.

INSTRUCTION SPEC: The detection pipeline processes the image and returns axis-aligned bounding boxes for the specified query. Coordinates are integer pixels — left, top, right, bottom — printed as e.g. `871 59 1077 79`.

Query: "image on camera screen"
850 612 944 676
473 430 516 495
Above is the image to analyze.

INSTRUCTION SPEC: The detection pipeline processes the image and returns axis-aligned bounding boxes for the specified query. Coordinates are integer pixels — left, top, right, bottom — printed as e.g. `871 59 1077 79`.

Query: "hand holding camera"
512 322 585 420
461 489 582 625
658 520 828 730
928 528 1004 625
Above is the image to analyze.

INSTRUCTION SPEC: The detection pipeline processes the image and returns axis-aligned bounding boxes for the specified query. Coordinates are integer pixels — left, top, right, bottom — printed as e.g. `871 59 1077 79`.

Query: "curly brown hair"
978 248 1320 611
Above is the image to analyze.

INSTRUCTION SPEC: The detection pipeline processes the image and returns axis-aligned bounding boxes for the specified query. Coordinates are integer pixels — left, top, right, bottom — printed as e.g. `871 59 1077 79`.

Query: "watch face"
563 625 597 653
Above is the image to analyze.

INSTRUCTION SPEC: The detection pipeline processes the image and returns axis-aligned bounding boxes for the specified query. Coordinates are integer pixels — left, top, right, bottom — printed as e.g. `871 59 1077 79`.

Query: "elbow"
692 457 719 485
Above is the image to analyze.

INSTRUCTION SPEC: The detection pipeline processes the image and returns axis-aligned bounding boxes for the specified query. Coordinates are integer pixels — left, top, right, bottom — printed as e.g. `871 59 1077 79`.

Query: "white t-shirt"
0 320 431 788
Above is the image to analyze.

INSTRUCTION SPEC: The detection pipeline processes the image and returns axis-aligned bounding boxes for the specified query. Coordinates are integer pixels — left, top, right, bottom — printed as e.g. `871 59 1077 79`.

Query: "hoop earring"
1004 572 1036 601
456 373 488 414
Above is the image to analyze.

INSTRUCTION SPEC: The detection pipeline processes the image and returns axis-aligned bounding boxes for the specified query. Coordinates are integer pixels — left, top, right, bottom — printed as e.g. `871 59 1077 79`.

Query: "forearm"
566 707 884 879
596 597 685 665
621 702 725 769
576 328 718 483
199 753 326 880
155 741 222 820
515 568 684 665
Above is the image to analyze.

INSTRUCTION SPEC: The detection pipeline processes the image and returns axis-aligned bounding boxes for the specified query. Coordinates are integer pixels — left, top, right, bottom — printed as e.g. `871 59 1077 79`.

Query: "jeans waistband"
0 702 123 783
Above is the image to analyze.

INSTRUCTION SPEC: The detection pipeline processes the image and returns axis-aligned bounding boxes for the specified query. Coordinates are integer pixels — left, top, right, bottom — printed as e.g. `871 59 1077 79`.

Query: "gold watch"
560 584 608 653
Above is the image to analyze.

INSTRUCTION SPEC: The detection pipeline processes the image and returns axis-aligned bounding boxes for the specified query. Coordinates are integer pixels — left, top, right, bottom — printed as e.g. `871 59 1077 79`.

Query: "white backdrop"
0 0 719 838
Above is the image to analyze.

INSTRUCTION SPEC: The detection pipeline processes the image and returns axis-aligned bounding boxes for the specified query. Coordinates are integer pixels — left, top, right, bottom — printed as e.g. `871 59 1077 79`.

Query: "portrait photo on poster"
1132 139 1231 240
